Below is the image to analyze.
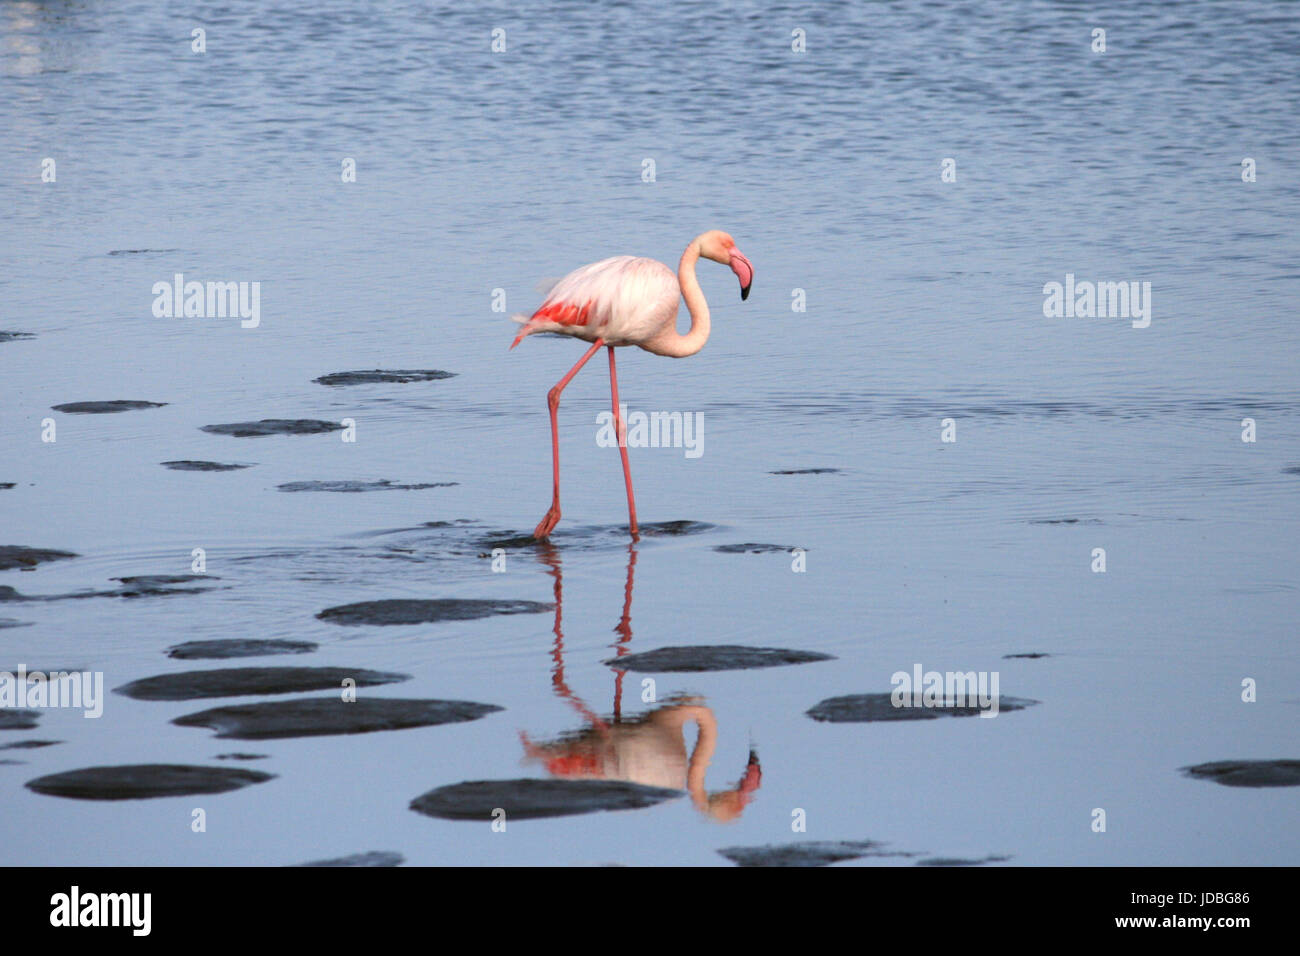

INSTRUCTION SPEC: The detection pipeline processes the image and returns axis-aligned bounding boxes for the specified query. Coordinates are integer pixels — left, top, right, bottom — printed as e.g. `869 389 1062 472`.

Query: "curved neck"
646 238 711 357
681 706 719 810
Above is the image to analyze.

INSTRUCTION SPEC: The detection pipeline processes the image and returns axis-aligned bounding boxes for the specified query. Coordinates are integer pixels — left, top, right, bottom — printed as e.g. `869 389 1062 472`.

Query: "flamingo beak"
729 250 753 301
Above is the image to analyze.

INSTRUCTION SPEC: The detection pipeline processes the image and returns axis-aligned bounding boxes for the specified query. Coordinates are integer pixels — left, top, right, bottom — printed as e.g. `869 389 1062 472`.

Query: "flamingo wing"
510 255 678 349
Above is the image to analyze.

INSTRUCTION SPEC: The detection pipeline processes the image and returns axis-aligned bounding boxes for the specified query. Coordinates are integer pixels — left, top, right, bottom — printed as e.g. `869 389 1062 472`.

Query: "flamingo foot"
533 505 561 540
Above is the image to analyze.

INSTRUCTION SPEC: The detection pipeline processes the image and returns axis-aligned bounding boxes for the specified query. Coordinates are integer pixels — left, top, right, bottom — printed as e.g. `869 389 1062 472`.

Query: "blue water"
1 0 1297 865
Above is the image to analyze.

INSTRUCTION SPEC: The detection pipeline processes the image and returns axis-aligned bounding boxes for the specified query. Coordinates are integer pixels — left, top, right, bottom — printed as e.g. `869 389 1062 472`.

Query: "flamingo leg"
533 339 604 539
608 345 639 537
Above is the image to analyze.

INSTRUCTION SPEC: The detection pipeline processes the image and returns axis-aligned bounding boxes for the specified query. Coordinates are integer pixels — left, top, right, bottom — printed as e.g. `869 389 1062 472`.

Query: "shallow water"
1 0 1298 865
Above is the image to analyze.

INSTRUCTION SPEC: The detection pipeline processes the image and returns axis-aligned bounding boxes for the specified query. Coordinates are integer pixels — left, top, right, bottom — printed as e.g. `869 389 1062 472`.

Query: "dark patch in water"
201 419 344 437
0 618 33 629
916 855 1012 866
1283 465 1300 476
0 759 25 766
1028 517 1103 525
112 574 221 598
314 369 456 386
26 764 274 800
294 851 404 867
606 645 835 673
318 598 552 626
411 778 681 820
162 460 252 472
0 739 61 750
116 666 408 701
0 483 14 490
277 480 457 493
175 697 502 739
216 753 268 760
770 468 839 475
1180 759 1300 788
50 401 166 414
106 248 179 256
1003 652 1050 659
806 693 1039 722
632 520 715 537
0 331 36 342
718 840 913 867
0 710 41 731
295 851 404 867
167 638 317 660
0 546 78 571
713 543 800 554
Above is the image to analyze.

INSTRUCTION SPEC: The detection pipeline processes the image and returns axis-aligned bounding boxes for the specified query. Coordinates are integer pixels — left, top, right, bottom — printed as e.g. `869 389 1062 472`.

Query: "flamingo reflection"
519 543 761 821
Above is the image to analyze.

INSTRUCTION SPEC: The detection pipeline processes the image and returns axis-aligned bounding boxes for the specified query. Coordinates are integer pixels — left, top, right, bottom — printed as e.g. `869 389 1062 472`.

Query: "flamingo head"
698 230 753 301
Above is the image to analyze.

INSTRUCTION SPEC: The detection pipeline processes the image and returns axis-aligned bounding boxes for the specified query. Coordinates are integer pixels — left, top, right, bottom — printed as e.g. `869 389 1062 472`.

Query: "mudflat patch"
0 739 61 750
770 468 839 475
1180 760 1300 788
0 331 36 342
411 778 682 820
916 855 1012 866
806 693 1039 722
0 546 78 571
713 543 800 554
0 710 40 731
50 401 166 414
115 666 409 701
605 645 834 673
294 851 404 866
167 639 317 660
26 764 274 800
718 840 913 867
201 419 344 437
277 480 457 493
314 369 456 386
162 460 252 472
318 598 552 626
174 696 501 739
112 574 221 598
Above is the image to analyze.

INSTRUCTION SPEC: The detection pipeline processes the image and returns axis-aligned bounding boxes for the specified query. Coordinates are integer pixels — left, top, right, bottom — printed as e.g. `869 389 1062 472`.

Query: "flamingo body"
511 255 679 349
512 230 752 538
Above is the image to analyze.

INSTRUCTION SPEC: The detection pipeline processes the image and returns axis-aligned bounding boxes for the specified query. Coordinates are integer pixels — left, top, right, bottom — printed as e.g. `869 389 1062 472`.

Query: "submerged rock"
50 401 166 414
167 639 317 660
26 764 274 800
0 710 40 731
806 693 1039 722
713 543 800 554
916 855 1012 866
115 666 409 701
0 546 78 571
411 778 682 820
314 369 456 386
201 419 344 437
174 696 501 739
0 739 61 750
112 574 220 598
277 480 457 493
161 460 252 472
605 645 835 673
1180 760 1300 788
718 840 911 867
318 598 552 626
294 851 404 866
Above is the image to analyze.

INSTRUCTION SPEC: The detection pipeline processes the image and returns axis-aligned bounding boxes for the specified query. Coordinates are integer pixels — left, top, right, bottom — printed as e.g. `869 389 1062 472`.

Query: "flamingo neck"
681 706 719 810
646 238 711 357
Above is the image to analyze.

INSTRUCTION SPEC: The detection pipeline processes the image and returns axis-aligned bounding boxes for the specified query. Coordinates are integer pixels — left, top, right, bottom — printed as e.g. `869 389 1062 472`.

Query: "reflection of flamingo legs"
520 543 762 820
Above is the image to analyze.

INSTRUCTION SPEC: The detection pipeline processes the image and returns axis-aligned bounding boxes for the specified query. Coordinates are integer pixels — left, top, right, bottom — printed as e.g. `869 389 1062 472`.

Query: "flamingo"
510 230 753 539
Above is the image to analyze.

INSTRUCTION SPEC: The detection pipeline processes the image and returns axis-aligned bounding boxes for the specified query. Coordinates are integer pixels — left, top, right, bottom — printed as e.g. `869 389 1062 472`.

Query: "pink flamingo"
511 230 753 539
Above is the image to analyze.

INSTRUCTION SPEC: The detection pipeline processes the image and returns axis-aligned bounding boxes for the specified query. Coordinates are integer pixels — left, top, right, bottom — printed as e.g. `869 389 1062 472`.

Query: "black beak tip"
740 284 751 301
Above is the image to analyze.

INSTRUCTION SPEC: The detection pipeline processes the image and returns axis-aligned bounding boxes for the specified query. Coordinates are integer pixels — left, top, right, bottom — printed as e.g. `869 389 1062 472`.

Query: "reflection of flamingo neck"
674 705 718 810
